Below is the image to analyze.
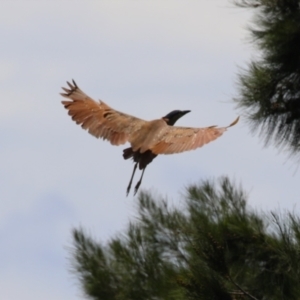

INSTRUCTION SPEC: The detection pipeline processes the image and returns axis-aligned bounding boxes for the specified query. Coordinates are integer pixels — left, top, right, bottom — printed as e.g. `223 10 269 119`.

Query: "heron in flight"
61 80 238 195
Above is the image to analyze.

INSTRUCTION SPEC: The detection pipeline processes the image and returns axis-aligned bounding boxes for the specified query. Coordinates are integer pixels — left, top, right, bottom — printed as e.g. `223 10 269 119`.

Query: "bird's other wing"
149 117 239 155
61 80 147 146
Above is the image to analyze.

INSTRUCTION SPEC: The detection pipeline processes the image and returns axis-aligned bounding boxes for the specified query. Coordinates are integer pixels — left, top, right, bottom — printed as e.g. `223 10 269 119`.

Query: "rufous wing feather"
61 80 147 146
149 117 239 155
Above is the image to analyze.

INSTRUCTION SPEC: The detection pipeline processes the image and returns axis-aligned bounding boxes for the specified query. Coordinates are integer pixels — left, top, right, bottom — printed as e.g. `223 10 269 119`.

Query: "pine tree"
70 177 300 300
234 0 300 157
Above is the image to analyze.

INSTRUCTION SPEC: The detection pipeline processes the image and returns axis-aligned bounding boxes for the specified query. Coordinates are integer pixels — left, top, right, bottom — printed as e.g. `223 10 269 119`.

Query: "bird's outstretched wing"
61 80 147 146
149 117 239 155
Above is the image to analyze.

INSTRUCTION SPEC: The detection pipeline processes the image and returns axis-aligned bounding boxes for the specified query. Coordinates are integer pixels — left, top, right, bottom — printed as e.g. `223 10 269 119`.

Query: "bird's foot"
133 181 141 196
126 184 132 196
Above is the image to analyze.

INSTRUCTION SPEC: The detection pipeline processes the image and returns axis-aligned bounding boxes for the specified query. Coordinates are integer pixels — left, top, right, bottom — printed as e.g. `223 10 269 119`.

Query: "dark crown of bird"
162 110 191 125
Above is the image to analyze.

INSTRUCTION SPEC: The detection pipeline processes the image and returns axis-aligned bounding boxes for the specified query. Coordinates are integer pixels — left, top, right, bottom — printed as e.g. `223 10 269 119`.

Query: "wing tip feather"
227 116 239 128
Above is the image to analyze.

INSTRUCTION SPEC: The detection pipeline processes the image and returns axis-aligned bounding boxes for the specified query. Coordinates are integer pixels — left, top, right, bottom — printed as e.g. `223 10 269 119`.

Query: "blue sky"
1 1 299 299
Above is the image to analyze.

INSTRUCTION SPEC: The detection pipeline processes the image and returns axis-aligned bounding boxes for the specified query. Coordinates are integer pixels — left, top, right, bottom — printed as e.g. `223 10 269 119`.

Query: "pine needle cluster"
70 177 300 300
235 0 300 156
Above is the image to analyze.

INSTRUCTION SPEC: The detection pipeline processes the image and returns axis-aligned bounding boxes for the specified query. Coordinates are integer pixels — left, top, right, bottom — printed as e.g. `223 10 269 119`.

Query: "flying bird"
61 80 239 195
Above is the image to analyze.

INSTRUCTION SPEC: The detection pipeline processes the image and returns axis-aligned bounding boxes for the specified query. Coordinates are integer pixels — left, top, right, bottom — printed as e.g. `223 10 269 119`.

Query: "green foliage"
234 0 300 156
70 177 300 300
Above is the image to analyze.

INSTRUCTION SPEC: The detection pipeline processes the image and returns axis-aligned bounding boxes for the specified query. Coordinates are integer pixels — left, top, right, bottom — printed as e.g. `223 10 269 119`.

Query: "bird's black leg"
126 162 138 196
134 167 146 196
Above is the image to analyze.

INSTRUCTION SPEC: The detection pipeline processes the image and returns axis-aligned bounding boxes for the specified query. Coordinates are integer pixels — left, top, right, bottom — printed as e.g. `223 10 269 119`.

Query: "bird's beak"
182 110 191 115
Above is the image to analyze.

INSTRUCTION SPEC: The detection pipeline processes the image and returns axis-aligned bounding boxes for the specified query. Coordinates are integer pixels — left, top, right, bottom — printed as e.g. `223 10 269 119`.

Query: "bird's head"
162 110 191 126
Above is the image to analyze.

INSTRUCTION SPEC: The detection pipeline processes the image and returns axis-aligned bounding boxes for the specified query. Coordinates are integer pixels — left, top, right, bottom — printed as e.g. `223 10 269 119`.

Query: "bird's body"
61 80 239 195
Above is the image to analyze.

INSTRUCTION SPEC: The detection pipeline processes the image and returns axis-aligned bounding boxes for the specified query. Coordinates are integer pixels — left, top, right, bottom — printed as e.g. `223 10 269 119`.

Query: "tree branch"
227 274 260 300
